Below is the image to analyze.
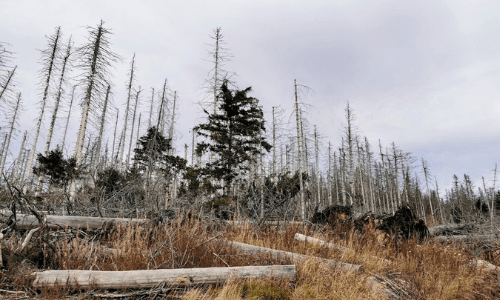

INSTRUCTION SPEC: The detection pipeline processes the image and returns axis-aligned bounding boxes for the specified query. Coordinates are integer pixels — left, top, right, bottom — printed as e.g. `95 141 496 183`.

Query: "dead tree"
60 85 76 153
0 92 22 178
25 27 62 191
118 54 136 169
71 20 119 201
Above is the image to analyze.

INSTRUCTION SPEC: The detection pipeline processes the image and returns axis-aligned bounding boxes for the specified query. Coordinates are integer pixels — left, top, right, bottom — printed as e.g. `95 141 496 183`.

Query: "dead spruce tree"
93 85 112 174
36 36 74 192
294 79 305 220
25 26 62 192
43 36 73 155
118 53 136 169
126 87 141 169
0 42 15 103
0 92 23 178
70 20 119 202
60 84 76 153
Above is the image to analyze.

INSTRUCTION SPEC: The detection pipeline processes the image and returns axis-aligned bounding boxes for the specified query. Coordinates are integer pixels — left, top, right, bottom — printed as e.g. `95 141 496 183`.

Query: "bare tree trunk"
43 36 72 155
71 21 118 201
168 91 177 155
435 178 445 223
328 142 332 205
191 127 196 166
344 103 355 199
0 92 22 178
0 66 16 102
356 138 366 212
25 27 62 192
148 87 154 129
391 142 401 206
126 88 141 169
118 54 136 169
260 139 265 220
61 85 76 153
364 137 375 213
340 146 347 205
157 79 168 133
491 164 498 224
13 131 28 185
422 157 434 218
0 134 7 177
20 150 30 187
334 151 339 205
132 113 142 169
294 79 305 220
314 125 320 207
111 109 119 167
93 85 111 175
272 106 277 182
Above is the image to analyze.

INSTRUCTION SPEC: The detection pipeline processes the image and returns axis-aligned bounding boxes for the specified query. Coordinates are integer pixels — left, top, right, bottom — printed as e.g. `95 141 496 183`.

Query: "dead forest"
1 23 500 299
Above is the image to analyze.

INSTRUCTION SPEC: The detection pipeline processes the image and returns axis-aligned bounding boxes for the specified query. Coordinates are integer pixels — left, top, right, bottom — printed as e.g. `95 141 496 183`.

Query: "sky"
0 0 499 194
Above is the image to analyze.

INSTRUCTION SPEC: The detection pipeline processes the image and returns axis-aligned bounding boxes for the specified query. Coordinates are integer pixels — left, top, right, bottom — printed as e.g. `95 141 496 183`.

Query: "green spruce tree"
195 80 271 195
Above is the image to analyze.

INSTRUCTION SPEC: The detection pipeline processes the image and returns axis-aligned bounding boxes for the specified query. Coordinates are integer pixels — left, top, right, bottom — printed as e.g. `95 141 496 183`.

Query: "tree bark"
225 240 363 272
294 79 305 220
12 214 148 230
33 265 296 289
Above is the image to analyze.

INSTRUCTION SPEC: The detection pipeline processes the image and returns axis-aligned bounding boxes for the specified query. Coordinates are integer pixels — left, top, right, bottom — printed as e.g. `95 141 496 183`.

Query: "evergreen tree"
33 148 78 190
133 126 186 179
195 80 271 194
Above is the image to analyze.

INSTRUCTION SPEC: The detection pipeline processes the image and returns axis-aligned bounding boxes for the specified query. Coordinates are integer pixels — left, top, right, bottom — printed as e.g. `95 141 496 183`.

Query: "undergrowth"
0 213 499 299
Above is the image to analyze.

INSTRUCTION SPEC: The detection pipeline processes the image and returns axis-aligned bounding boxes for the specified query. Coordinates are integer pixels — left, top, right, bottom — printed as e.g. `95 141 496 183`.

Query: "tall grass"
1 214 499 299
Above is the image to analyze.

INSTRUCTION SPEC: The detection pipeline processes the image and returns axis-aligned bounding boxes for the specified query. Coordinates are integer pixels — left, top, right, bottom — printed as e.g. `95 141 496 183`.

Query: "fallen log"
13 214 148 230
428 223 477 236
224 240 363 272
294 233 350 253
294 233 391 265
32 265 296 289
474 259 500 273
433 234 498 243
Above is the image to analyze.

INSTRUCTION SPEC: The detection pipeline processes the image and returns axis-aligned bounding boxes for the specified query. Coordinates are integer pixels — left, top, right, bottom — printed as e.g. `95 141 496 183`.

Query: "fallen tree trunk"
294 233 350 253
294 233 391 265
33 265 296 289
13 215 148 230
433 234 497 243
224 240 363 272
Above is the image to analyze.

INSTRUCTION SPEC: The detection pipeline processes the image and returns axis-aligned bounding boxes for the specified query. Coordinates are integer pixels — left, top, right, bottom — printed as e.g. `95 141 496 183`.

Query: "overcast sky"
1 0 499 193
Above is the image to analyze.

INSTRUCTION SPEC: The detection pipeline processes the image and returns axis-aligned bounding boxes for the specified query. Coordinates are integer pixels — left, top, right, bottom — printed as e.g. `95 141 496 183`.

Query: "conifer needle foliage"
195 81 271 193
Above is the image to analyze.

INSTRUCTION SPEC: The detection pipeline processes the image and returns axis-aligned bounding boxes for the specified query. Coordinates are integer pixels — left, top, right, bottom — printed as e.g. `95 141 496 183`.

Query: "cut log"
224 240 363 272
14 215 148 230
33 265 296 289
294 233 391 265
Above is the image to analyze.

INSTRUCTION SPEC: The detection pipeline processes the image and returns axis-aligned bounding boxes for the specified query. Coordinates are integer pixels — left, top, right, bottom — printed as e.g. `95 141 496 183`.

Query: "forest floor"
1 210 500 299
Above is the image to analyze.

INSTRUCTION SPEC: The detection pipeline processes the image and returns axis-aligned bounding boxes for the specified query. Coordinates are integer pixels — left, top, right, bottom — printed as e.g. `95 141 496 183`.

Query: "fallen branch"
33 265 296 289
223 240 363 272
15 227 41 254
294 233 391 265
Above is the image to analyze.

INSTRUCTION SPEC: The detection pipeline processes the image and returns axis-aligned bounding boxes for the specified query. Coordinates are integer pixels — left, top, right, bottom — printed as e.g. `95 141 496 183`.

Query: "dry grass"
1 214 499 299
